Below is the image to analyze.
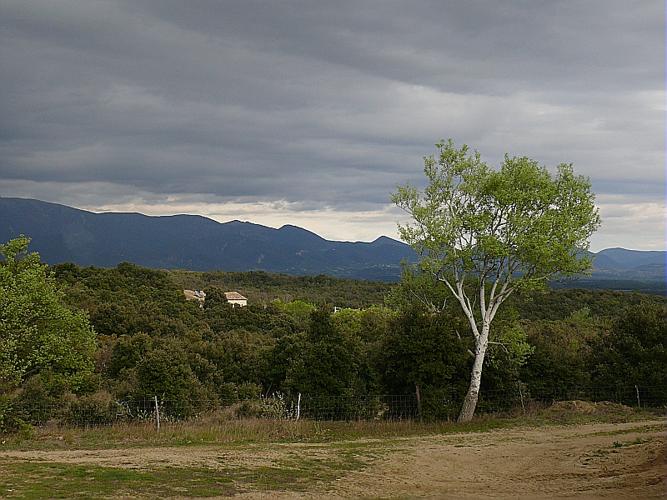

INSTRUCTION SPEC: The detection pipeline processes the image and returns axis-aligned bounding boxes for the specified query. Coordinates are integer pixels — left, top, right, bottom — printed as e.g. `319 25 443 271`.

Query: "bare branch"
488 341 510 354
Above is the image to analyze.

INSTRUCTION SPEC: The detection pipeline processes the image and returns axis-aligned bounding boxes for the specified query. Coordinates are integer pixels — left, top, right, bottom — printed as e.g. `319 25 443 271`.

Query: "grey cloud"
0 0 664 247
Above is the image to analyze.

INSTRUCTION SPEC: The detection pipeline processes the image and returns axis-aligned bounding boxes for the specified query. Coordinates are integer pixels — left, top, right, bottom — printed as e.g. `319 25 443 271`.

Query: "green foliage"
2 241 662 431
386 264 450 313
53 262 209 338
273 299 317 330
63 391 125 426
590 301 667 402
509 288 664 321
0 237 96 392
392 140 601 420
380 307 469 418
214 329 275 385
0 394 24 433
393 140 600 289
170 269 391 308
206 302 296 337
521 311 601 398
135 339 214 417
264 332 307 394
288 310 363 401
234 393 295 419
108 333 153 378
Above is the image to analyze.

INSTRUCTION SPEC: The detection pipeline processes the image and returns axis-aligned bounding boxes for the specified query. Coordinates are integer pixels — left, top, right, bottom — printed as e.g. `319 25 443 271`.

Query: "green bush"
14 374 63 424
236 382 262 401
63 391 125 426
234 393 295 419
0 395 22 433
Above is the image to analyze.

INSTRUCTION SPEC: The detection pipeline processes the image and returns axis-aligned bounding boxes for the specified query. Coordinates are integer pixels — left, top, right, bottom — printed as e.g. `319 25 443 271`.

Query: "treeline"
168 269 391 308
1 245 666 430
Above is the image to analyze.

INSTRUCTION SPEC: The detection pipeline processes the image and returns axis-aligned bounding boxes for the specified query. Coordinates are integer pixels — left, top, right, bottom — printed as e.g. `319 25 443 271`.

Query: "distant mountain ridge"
0 197 664 286
0 197 415 280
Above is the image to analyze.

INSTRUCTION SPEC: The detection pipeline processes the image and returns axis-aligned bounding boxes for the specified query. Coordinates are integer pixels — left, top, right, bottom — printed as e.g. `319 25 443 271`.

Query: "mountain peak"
371 235 404 246
0 197 416 280
0 197 663 287
278 224 325 239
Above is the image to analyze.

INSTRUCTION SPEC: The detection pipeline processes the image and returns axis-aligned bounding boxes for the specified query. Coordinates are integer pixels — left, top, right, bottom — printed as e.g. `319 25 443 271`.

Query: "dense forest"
1 237 666 430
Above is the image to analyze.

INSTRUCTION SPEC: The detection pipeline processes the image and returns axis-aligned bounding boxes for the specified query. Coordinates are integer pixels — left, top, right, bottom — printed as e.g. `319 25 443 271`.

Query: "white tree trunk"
458 324 489 422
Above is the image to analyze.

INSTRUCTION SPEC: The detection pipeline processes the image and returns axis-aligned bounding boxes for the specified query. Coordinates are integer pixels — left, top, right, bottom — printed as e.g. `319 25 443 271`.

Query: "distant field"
1 406 664 498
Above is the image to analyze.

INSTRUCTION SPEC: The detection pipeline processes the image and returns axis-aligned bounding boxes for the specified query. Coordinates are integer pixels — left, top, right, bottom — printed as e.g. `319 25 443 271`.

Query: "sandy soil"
2 419 665 498
329 420 667 499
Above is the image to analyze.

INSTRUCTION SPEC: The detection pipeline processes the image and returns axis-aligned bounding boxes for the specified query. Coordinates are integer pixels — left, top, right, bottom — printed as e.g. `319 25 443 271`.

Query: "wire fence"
5 385 666 429
470 384 667 415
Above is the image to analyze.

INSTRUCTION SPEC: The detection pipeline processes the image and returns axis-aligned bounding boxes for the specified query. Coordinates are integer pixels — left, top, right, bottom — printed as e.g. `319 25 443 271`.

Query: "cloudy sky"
0 0 664 250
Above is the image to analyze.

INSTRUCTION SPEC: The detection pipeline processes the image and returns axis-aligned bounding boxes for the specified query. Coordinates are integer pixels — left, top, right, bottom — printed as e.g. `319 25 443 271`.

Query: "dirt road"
330 420 666 499
2 419 665 498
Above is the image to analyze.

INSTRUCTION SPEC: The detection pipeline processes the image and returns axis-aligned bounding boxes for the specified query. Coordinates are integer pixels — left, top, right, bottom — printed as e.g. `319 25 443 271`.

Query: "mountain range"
1 197 664 289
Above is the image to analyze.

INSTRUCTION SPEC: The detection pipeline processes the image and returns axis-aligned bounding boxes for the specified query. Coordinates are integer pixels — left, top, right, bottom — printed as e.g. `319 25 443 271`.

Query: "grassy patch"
234 451 371 491
0 408 663 498
590 423 666 437
610 436 652 449
0 445 377 498
0 461 237 498
582 435 658 465
0 405 661 452
0 417 513 452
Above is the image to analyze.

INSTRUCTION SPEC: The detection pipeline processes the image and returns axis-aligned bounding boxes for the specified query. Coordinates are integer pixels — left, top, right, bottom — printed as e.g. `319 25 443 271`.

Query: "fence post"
154 396 160 432
296 393 301 421
415 384 422 422
635 385 641 408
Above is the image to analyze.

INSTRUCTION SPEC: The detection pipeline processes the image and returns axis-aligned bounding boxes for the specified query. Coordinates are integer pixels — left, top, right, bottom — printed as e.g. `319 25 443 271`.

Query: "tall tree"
392 140 600 421
0 236 96 391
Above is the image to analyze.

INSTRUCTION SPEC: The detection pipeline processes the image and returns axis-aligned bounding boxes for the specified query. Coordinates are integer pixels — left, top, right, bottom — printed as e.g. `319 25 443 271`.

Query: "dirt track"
329 420 667 499
2 419 665 498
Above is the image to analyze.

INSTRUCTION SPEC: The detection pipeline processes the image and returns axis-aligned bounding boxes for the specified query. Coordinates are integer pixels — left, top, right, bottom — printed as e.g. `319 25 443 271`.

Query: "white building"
224 291 248 307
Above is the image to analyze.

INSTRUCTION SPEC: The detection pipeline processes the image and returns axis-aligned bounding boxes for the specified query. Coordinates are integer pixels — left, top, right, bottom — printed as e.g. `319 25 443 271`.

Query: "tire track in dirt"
327 420 667 499
1 419 665 498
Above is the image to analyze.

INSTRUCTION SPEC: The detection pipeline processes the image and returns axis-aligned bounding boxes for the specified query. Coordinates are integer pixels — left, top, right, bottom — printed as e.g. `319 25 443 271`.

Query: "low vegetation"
0 404 663 498
1 235 665 498
1 400 659 453
1 236 666 434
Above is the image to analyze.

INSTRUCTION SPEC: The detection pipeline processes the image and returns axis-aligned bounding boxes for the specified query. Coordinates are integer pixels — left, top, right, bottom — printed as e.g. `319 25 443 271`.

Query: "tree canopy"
393 140 600 421
0 236 96 392
3 236 664 429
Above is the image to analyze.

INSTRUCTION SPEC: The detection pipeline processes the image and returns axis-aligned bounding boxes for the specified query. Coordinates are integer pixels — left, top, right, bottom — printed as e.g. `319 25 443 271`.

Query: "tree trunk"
458 328 489 422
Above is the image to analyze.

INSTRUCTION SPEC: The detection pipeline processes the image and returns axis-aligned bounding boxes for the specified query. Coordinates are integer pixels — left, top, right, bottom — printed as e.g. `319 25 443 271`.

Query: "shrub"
63 391 126 426
0 394 22 433
234 393 296 419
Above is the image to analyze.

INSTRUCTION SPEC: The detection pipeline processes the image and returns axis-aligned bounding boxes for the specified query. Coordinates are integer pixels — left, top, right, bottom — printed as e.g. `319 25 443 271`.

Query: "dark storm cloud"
0 0 664 247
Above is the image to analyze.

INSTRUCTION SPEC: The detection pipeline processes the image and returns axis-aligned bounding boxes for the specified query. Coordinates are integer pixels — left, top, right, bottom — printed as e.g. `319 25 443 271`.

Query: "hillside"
0 197 415 281
0 197 664 289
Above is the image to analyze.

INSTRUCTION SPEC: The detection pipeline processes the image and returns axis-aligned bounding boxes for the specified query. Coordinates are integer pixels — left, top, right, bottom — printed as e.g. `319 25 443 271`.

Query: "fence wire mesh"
6 385 665 428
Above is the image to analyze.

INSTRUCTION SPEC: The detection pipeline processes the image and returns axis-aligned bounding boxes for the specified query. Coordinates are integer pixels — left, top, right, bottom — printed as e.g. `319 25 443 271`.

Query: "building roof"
184 289 206 301
224 291 247 301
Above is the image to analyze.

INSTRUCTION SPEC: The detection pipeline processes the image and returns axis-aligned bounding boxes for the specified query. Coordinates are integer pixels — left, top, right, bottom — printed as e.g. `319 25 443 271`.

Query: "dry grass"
1 400 661 452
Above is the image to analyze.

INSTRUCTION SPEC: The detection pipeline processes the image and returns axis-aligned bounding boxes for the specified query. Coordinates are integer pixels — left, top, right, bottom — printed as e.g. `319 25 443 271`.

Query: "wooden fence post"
296 393 301 421
154 396 160 432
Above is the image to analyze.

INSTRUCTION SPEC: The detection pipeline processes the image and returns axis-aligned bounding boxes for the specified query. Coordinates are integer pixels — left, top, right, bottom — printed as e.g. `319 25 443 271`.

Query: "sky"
0 0 664 251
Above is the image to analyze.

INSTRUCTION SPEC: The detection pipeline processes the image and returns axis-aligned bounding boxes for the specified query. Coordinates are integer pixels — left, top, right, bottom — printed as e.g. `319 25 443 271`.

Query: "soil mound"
544 400 634 420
